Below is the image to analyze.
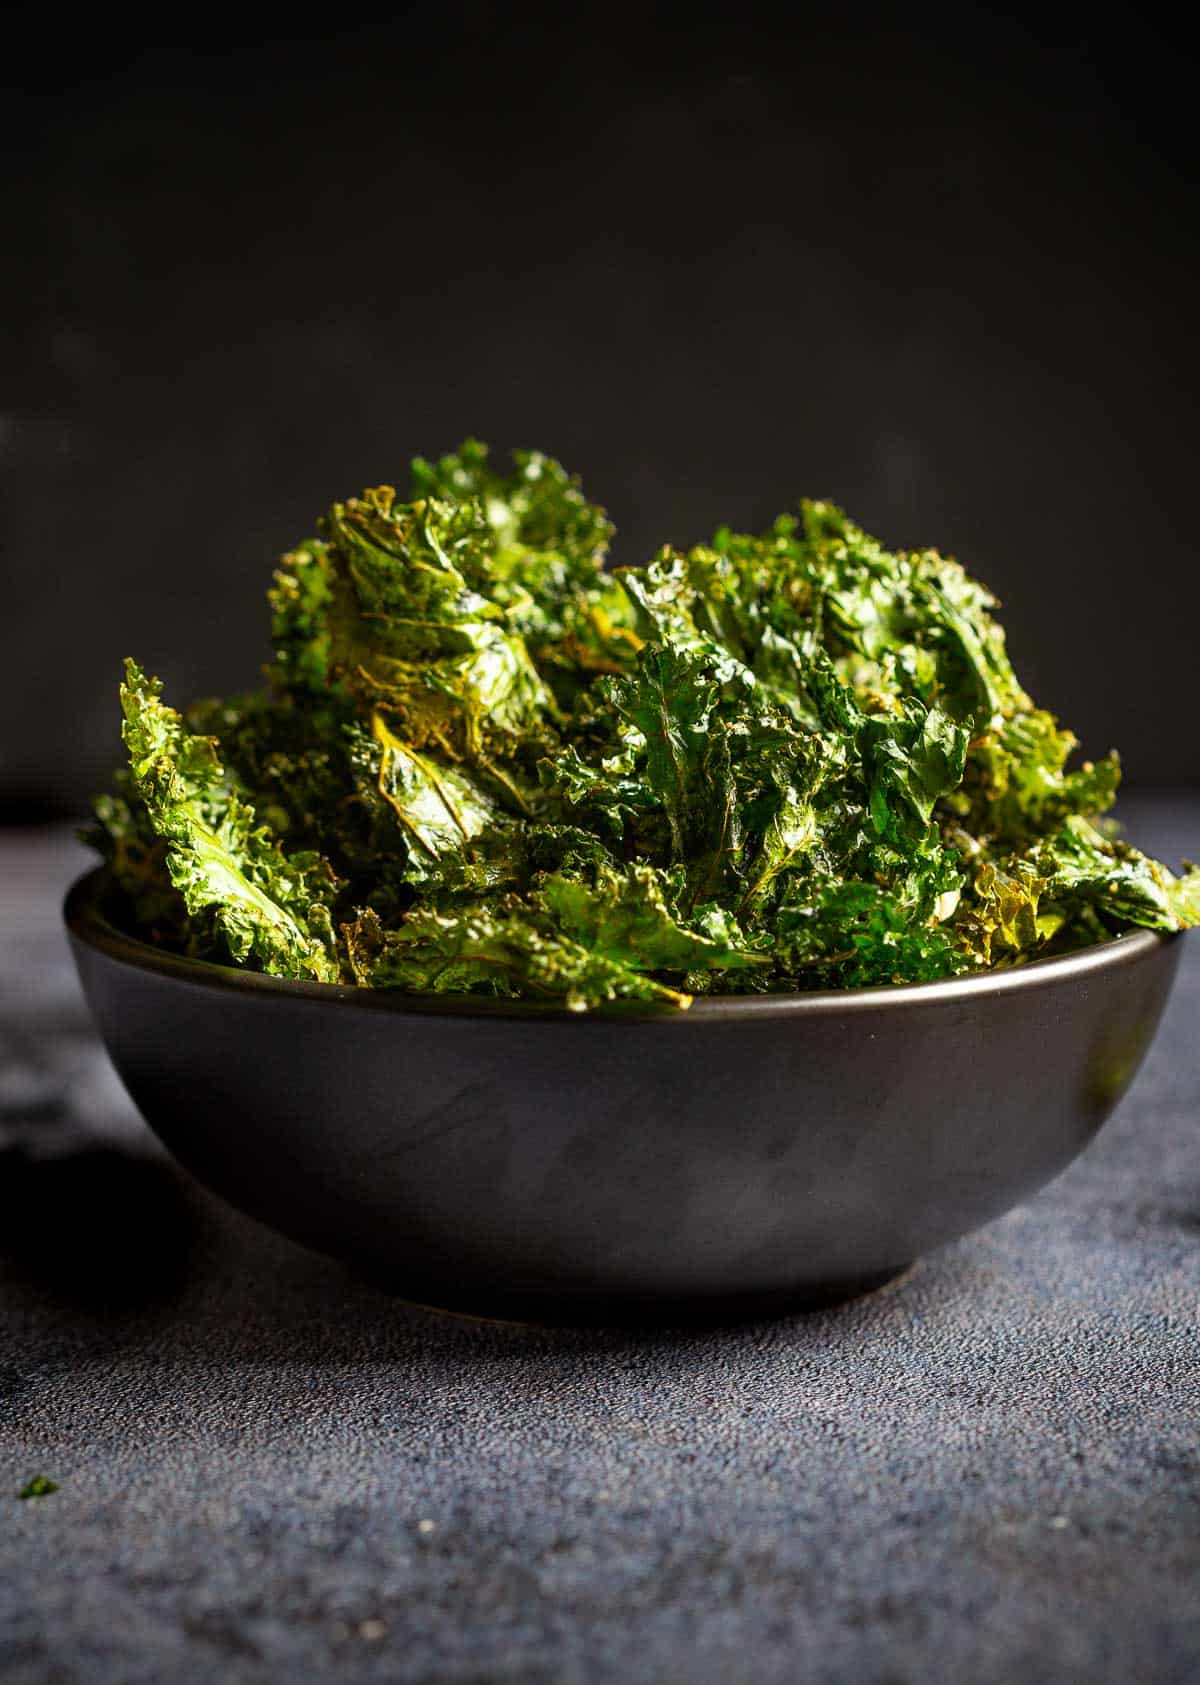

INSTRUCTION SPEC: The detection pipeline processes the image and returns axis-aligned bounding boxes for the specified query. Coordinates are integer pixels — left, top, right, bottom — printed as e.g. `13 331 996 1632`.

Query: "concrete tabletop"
2 805 1198 1684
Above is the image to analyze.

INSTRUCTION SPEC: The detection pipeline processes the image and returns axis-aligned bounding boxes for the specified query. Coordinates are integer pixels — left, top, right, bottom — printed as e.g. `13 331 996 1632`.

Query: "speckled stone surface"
2 807 1198 1685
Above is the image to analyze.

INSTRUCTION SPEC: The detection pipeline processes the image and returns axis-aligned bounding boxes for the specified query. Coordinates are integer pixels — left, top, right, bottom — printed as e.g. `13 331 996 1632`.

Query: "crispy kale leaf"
89 443 1200 1007
409 438 638 677
270 487 554 764
105 661 340 981
17 1476 59 1501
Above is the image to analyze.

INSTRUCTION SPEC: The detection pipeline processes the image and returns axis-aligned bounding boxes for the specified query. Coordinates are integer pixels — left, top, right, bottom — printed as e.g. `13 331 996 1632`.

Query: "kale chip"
87 441 1199 1009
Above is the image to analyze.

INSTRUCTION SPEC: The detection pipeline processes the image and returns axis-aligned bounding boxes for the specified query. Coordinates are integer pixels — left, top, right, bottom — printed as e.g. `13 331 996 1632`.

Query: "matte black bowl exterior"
66 869 1181 1322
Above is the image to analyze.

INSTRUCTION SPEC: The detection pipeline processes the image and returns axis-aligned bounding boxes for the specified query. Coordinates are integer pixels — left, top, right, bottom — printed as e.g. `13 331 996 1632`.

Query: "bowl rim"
63 865 1177 1023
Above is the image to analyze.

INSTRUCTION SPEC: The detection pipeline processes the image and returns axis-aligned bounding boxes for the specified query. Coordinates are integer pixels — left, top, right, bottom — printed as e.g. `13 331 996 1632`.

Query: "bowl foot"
354 1261 917 1328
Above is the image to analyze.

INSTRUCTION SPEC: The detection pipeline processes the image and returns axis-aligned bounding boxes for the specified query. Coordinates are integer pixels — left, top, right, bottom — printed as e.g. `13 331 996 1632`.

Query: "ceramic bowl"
65 867 1181 1322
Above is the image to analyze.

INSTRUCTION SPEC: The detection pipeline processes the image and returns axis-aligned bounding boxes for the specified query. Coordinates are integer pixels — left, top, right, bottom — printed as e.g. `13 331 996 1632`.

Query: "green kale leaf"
115 660 340 981
17 1476 59 1501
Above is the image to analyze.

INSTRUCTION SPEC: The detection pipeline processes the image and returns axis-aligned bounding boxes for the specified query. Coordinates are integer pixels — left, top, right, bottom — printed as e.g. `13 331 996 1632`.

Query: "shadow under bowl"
65 868 1181 1324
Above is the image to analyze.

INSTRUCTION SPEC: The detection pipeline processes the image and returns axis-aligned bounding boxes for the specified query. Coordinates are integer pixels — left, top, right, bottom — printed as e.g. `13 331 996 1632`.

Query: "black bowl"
65 868 1181 1323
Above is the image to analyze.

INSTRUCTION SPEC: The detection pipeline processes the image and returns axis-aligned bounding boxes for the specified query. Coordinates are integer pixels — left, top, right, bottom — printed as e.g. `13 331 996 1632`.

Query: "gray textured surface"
2 807 1199 1685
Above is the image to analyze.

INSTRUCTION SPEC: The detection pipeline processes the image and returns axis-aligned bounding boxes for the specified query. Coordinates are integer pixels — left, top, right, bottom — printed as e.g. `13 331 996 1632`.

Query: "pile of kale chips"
89 442 1199 1009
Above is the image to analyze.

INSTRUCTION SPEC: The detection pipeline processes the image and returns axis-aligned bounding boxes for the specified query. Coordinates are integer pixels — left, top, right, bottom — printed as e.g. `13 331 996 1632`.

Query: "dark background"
5 7 1198 818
